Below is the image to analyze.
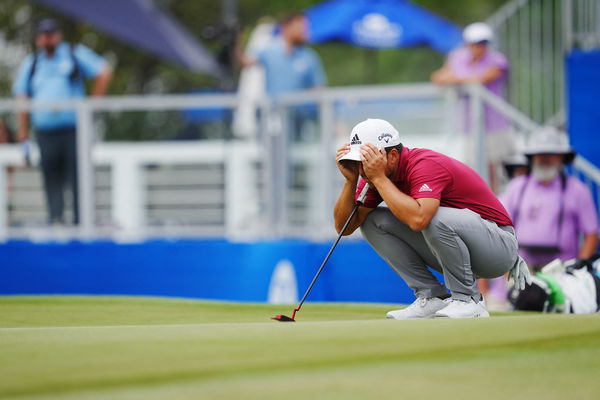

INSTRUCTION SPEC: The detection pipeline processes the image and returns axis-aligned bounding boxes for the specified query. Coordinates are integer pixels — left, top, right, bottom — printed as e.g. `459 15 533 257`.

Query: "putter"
272 183 370 322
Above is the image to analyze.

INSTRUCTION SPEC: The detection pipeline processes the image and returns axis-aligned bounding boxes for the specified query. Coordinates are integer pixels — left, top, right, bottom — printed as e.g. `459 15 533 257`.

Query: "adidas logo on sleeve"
418 184 433 192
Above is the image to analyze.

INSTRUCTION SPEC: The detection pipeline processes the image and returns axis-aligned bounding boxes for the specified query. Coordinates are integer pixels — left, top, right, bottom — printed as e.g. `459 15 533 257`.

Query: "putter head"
271 314 295 322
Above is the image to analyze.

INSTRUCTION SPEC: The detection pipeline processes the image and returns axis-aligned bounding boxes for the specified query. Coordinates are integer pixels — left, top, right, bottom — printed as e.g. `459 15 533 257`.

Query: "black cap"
36 18 60 34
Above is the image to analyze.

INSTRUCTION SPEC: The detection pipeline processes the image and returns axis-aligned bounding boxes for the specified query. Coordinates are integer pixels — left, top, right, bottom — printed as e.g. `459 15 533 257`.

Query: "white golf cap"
463 22 493 44
339 118 401 162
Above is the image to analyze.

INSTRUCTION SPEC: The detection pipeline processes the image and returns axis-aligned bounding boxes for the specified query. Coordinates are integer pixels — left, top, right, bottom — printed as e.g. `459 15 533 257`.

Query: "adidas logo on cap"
350 134 361 145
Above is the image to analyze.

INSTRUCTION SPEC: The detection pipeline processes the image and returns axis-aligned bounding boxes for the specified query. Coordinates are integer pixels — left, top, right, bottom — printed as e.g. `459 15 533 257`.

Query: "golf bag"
509 254 600 314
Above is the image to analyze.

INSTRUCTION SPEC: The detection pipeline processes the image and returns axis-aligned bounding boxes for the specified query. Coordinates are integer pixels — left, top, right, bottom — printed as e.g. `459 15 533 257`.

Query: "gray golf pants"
360 207 519 302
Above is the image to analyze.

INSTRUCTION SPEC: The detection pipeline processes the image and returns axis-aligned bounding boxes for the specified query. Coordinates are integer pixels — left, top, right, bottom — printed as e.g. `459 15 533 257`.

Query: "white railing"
1 82 598 242
0 84 456 241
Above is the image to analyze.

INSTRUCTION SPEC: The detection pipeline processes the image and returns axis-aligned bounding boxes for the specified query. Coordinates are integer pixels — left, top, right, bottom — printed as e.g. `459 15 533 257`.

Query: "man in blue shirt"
238 12 326 96
236 12 326 140
12 18 112 225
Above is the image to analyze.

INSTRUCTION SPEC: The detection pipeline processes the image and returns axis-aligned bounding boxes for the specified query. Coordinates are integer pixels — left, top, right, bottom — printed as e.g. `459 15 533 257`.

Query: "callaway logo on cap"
339 118 401 162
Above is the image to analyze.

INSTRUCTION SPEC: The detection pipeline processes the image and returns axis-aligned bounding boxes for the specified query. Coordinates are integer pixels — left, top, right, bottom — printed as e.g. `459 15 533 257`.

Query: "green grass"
1 296 599 400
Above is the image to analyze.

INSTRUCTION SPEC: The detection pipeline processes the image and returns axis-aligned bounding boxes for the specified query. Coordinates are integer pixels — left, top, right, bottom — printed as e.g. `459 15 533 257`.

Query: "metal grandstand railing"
0 82 598 241
487 0 600 126
0 84 457 241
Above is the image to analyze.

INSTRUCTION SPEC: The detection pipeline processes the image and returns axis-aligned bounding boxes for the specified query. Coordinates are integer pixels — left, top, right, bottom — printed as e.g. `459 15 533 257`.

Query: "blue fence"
0 239 430 304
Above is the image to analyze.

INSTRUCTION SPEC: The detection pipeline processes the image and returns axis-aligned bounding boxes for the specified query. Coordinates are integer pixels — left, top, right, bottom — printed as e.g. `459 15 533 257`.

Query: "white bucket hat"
463 22 493 44
339 118 401 162
502 153 528 167
523 126 576 163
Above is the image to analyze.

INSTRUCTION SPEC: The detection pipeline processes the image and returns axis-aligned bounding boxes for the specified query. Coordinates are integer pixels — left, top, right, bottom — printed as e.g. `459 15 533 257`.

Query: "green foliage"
1 0 506 94
0 0 505 140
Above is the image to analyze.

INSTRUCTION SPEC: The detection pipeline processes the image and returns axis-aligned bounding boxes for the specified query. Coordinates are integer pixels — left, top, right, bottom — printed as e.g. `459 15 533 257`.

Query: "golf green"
1 296 599 399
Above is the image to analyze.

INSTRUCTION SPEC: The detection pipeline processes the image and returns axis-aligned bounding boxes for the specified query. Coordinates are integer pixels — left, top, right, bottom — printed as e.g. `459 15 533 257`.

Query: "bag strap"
26 52 38 97
68 43 81 83
511 175 530 228
26 44 82 97
555 172 568 247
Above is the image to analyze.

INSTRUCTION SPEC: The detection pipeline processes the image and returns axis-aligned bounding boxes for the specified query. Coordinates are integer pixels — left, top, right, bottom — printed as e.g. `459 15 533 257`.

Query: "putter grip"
356 183 370 205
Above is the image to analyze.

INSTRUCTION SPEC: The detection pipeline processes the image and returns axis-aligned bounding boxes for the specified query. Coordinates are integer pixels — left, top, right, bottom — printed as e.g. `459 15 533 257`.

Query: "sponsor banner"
351 13 403 48
0 239 436 304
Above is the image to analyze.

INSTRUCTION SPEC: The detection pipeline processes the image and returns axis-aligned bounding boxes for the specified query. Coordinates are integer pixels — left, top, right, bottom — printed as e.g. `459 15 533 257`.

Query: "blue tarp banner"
34 0 222 77
0 239 437 305
567 49 600 167
306 0 462 52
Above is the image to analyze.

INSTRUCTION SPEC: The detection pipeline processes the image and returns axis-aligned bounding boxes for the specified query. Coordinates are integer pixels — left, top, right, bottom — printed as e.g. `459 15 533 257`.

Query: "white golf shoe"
435 298 490 319
386 297 449 320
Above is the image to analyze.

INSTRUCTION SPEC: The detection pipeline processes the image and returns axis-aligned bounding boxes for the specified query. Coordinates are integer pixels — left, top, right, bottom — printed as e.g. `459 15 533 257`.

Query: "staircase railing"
487 0 600 126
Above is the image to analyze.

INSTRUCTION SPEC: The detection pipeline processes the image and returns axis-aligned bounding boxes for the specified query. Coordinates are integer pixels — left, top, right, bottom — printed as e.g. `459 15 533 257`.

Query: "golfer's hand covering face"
360 144 387 181
336 143 359 182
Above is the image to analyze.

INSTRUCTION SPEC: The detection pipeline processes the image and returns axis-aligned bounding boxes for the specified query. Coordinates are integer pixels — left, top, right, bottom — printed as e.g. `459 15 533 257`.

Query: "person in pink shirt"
501 127 599 270
431 22 511 192
334 119 530 319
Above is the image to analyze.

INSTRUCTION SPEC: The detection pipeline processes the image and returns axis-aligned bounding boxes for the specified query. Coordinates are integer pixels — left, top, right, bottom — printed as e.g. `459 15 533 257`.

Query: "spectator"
12 18 112 225
431 22 510 193
236 12 327 141
237 12 326 96
502 153 529 180
501 127 599 271
232 18 277 140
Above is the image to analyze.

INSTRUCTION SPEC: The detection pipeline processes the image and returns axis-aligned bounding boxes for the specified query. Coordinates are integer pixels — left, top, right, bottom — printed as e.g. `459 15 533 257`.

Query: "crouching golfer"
334 119 531 319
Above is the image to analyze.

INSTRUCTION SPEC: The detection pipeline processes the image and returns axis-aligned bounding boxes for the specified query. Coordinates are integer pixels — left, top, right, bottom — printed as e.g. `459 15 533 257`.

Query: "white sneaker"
386 297 449 320
435 298 490 319
478 298 491 316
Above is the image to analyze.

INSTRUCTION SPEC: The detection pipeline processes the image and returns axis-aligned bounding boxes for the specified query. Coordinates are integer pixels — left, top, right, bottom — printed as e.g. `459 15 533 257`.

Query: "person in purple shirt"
501 127 599 271
431 22 511 193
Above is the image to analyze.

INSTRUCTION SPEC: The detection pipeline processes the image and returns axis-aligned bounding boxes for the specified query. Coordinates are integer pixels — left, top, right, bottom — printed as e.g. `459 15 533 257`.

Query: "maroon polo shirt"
355 147 513 226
